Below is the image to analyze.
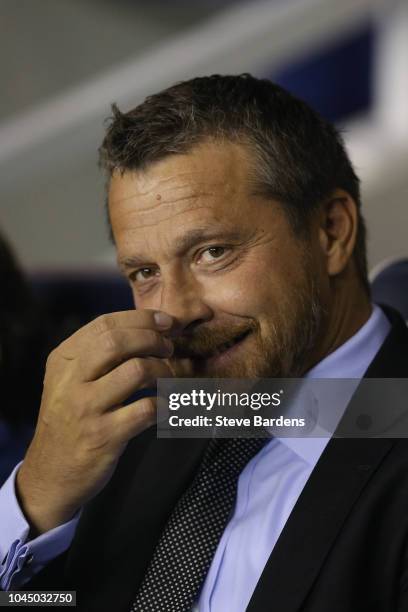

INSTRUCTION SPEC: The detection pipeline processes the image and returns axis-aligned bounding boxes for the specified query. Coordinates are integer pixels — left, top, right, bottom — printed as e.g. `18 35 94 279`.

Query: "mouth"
205 330 251 362
171 328 253 364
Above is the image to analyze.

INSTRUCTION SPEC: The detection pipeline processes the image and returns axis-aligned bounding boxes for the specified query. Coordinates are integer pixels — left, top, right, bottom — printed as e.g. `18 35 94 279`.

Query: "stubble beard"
168 271 326 380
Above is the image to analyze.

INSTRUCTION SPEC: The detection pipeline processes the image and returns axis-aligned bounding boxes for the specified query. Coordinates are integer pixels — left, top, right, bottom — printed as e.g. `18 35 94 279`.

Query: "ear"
318 189 358 277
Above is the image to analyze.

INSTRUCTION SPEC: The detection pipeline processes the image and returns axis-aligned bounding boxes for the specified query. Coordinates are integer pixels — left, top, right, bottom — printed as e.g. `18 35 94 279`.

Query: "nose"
158 275 214 334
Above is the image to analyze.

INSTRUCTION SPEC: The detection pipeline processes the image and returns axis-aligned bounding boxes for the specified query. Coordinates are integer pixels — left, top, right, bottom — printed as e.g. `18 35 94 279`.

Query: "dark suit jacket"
20 307 408 611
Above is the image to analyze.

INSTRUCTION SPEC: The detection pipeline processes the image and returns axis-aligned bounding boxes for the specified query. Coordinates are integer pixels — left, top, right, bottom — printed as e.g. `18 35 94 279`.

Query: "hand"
16 309 175 535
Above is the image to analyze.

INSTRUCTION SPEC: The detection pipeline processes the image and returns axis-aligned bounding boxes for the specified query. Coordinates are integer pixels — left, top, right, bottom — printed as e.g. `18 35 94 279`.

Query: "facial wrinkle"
121 205 222 232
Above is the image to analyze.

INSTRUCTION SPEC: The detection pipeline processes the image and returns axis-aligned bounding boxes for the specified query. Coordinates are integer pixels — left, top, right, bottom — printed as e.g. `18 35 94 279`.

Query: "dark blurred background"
0 0 407 272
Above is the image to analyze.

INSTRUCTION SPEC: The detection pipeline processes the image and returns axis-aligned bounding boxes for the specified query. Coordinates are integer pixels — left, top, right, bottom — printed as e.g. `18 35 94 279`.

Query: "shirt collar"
278 304 391 465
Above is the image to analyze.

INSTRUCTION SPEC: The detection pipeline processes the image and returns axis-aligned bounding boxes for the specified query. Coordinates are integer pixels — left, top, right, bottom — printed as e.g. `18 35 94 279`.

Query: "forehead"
109 140 254 213
108 141 262 260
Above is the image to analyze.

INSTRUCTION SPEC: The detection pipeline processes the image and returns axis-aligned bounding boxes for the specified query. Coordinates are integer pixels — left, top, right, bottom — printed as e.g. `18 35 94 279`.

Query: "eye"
198 246 229 264
131 267 158 284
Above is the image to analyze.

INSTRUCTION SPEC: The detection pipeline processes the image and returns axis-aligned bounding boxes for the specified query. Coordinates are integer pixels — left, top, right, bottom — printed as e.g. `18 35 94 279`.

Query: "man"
1 74 408 611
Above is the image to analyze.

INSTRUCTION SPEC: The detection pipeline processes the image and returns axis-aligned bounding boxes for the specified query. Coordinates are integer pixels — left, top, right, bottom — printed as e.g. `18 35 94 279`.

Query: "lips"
171 328 253 361
206 330 251 358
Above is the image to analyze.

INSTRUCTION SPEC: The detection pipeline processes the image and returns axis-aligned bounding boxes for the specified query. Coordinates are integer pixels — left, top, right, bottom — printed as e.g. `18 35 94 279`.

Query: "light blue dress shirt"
0 305 391 605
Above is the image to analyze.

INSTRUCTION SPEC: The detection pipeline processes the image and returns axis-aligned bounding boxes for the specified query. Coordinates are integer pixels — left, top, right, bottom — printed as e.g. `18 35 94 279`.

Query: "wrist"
16 465 79 535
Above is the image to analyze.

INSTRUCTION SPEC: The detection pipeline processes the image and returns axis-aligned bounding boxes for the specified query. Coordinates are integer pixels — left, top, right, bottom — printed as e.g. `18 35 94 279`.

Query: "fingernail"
154 311 173 328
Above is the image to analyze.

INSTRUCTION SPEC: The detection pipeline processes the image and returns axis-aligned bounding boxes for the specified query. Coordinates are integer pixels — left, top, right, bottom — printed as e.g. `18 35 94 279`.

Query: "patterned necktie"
130 436 268 612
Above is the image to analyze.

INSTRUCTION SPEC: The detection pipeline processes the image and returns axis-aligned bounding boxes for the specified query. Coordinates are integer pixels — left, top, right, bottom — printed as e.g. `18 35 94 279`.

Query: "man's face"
109 140 327 378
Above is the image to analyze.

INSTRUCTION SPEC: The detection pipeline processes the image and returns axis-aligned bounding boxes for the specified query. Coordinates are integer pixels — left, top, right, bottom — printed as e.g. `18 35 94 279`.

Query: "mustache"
170 320 257 359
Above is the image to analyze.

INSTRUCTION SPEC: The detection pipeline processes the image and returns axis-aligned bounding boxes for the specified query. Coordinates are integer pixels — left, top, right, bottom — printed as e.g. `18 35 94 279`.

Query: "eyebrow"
118 227 244 270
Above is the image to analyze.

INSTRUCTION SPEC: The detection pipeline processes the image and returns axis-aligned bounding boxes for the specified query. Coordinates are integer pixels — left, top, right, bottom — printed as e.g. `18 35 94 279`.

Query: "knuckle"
127 358 146 381
93 314 113 335
103 329 121 352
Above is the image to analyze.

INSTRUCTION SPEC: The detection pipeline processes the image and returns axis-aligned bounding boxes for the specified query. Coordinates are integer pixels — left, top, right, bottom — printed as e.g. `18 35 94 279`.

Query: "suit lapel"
65 429 210 603
246 437 394 611
247 306 408 612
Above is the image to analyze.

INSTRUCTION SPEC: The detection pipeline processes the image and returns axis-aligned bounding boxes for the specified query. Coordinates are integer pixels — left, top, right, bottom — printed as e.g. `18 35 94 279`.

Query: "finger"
56 309 176 357
89 356 173 412
78 328 174 381
108 396 157 445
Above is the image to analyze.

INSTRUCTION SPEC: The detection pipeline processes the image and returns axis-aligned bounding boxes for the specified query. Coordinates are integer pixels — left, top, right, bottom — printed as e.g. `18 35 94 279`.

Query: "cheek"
201 260 287 317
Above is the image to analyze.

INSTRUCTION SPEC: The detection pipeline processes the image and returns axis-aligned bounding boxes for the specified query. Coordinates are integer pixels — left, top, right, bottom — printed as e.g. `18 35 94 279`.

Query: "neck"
305 276 372 373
